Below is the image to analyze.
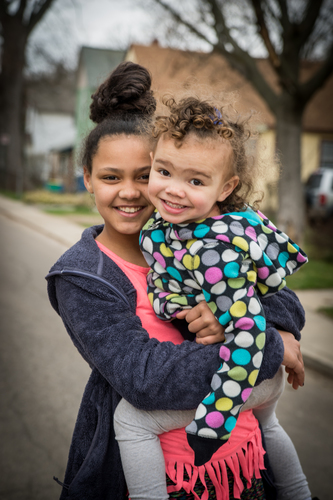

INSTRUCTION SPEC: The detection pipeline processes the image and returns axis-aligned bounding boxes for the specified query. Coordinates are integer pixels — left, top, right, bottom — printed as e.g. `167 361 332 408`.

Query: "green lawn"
286 259 333 290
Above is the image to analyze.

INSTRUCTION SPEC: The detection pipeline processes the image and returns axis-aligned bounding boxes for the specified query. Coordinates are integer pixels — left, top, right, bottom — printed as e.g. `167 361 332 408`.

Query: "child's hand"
176 302 225 345
278 330 305 389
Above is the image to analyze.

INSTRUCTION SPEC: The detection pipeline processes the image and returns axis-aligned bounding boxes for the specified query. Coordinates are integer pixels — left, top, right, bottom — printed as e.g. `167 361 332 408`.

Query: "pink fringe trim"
165 432 265 500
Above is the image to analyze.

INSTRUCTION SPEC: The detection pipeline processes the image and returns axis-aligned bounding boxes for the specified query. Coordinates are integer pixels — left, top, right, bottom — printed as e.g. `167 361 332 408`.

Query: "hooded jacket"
140 209 307 462
46 224 305 499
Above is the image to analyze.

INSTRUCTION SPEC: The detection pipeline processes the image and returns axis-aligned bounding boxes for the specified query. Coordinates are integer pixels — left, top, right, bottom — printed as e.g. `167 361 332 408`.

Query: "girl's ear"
217 176 239 202
83 167 94 194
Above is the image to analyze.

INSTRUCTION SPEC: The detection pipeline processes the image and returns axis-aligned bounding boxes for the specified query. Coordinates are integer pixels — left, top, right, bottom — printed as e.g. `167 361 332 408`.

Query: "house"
125 43 333 211
25 66 76 190
75 47 126 152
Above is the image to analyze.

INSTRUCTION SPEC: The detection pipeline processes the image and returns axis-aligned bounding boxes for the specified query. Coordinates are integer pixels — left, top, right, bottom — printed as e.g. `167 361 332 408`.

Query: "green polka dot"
208 302 217 314
256 332 266 350
227 278 246 289
228 366 248 381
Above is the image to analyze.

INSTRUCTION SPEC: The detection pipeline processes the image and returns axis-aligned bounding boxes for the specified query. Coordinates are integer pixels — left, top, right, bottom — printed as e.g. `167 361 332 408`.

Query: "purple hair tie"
210 107 223 125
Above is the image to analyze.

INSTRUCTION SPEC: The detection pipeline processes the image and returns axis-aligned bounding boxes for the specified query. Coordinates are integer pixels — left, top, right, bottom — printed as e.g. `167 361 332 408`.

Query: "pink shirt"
97 241 266 499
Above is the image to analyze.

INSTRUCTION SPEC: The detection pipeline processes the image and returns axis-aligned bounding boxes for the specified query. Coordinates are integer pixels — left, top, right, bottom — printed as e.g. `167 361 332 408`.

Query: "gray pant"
114 367 311 500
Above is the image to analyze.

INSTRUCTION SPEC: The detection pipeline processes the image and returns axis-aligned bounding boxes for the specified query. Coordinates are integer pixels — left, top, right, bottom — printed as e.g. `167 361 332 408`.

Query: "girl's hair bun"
90 61 156 123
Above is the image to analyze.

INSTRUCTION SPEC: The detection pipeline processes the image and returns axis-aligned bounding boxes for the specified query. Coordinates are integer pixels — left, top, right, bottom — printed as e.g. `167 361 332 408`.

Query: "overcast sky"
27 0 212 73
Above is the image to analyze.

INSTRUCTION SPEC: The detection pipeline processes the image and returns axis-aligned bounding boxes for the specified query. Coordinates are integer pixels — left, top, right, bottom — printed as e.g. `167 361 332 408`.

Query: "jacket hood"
142 209 308 296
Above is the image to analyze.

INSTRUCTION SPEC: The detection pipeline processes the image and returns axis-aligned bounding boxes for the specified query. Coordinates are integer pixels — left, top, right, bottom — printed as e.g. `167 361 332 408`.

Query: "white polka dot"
249 241 263 260
248 297 261 315
253 351 263 368
198 428 218 439
154 261 166 275
189 240 204 255
195 293 205 303
153 298 161 315
173 259 186 271
221 249 239 262
194 270 205 285
235 331 254 348
217 362 230 373
257 233 268 250
241 259 251 273
265 272 282 287
185 421 197 434
277 267 286 278
223 380 241 397
287 261 297 274
233 289 247 302
142 237 153 254
184 279 201 290
224 333 235 344
168 280 182 293
166 302 181 314
195 403 207 420
230 404 243 415
211 221 228 233
142 251 154 266
170 240 182 250
276 231 288 243
210 280 227 295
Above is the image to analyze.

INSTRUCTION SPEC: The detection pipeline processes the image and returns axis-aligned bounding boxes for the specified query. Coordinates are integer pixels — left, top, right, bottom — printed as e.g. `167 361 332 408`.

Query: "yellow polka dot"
160 243 174 257
166 293 178 299
216 397 233 411
183 254 200 270
227 278 246 289
253 263 258 273
257 282 269 295
248 369 259 386
230 301 247 317
256 332 266 350
247 271 257 282
148 293 154 305
287 242 297 253
208 302 217 314
232 236 249 252
186 239 197 250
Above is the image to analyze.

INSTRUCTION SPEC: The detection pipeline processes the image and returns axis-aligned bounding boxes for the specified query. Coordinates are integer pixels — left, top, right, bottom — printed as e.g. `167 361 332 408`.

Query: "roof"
77 47 126 89
126 44 333 133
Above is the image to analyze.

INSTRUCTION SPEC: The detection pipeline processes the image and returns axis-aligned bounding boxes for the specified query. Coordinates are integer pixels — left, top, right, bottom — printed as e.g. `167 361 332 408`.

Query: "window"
320 140 333 169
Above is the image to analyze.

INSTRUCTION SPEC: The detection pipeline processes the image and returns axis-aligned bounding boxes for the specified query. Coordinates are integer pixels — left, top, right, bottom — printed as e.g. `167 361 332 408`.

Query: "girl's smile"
149 135 239 224
83 135 154 257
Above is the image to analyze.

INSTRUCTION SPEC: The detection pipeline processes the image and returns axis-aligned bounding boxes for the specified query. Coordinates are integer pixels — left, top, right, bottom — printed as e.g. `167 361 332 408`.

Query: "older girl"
47 62 306 500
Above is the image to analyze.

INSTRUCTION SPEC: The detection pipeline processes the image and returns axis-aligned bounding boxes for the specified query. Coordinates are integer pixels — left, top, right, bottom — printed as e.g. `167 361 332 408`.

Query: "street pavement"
0 195 332 500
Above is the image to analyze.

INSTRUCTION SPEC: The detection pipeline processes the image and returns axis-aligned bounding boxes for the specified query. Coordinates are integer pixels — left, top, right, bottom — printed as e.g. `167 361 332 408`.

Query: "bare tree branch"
17 0 28 21
300 41 333 103
27 0 55 34
276 0 290 31
296 0 324 49
153 0 212 46
250 0 280 68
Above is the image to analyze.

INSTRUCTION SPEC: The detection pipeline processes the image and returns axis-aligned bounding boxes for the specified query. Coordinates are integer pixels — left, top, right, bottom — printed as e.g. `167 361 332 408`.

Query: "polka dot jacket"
140 208 308 446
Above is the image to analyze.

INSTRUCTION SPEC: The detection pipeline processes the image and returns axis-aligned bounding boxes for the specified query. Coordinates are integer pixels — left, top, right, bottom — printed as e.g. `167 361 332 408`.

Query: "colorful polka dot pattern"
140 208 307 442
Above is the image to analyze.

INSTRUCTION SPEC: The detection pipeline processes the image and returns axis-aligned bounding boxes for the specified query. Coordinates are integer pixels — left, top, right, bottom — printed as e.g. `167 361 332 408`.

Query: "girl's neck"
96 227 149 267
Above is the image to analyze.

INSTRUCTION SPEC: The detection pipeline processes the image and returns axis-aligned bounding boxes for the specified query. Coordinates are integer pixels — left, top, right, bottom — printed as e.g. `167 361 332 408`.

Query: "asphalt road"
0 212 332 500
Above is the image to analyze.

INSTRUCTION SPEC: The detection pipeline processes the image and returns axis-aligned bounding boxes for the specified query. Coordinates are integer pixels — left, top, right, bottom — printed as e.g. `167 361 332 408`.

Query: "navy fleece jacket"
46 225 305 500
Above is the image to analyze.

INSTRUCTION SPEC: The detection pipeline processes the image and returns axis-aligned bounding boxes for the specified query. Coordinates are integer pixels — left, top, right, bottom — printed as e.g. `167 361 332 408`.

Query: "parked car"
305 168 333 221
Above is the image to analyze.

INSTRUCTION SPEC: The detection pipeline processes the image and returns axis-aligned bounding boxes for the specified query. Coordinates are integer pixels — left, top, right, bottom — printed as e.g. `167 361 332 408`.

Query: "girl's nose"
119 182 141 199
165 184 186 198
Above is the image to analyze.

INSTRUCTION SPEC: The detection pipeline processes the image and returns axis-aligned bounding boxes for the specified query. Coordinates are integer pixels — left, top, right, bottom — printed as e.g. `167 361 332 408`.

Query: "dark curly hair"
82 62 156 173
153 95 263 212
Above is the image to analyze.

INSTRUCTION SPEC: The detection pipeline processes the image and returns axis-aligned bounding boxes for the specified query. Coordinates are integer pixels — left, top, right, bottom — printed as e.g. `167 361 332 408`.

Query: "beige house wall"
256 130 333 212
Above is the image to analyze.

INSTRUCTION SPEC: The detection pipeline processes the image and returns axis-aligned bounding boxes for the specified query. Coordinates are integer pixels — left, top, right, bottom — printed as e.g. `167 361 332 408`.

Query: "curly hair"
153 95 263 212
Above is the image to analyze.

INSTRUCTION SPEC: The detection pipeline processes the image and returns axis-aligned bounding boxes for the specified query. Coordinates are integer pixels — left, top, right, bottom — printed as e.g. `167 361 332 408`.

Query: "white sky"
27 0 212 73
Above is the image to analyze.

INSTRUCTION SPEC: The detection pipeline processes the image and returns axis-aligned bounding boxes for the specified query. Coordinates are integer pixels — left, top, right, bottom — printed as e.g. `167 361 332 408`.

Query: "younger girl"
47 62 307 500
114 94 311 500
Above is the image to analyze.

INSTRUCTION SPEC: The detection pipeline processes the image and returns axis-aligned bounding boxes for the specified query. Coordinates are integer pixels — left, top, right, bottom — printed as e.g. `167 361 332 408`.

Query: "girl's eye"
190 179 203 186
160 169 170 177
104 175 118 181
139 174 150 180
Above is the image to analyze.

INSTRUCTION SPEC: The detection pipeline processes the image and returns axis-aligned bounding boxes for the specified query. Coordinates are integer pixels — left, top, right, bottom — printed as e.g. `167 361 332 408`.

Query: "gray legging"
114 366 311 500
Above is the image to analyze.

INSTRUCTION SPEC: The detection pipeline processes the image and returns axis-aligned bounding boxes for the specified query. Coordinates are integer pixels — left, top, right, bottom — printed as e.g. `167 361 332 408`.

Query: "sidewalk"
1 194 332 377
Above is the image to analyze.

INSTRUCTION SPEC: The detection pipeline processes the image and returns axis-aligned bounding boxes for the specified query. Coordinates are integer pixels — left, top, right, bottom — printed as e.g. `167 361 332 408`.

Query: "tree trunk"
0 17 28 193
276 94 305 244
